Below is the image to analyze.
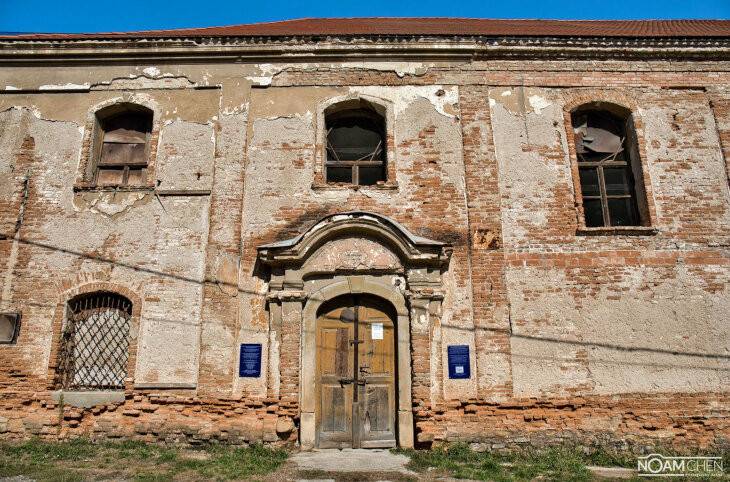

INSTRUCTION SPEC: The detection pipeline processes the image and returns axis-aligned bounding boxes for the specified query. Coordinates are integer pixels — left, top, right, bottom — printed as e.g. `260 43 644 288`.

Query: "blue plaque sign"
447 345 471 379
239 343 262 377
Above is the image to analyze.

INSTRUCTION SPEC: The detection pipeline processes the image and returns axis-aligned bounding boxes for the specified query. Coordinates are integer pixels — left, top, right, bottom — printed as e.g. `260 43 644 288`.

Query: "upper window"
0 313 20 344
56 292 132 390
94 105 152 187
325 105 386 186
572 106 646 228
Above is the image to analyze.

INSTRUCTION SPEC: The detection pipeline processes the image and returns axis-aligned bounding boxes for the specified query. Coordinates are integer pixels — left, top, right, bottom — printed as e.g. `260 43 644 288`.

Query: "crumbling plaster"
489 84 730 398
230 83 477 402
508 265 730 396
0 53 728 448
0 81 219 387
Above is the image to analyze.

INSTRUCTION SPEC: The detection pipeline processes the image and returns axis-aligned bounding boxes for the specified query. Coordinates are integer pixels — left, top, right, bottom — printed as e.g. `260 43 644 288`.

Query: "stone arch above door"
257 211 452 449
258 211 452 278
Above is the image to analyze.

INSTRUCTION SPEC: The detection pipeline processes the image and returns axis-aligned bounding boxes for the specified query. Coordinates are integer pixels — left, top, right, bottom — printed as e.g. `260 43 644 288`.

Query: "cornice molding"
1 35 728 64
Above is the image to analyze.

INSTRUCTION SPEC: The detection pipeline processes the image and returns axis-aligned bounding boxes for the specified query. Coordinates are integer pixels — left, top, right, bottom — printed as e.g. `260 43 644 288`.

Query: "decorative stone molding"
257 211 451 449
2 37 728 63
258 211 452 269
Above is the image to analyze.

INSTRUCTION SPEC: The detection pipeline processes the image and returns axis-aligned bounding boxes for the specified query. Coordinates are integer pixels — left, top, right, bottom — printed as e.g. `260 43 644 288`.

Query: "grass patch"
0 438 288 481
398 443 592 481
396 443 730 482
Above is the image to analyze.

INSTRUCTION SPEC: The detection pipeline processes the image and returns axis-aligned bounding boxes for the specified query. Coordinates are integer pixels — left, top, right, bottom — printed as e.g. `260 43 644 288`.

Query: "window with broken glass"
56 292 132 390
573 110 640 227
95 108 152 187
0 313 20 344
325 110 386 185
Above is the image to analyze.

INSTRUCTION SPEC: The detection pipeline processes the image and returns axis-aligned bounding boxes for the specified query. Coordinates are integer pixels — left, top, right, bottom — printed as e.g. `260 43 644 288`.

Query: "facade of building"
0 18 728 451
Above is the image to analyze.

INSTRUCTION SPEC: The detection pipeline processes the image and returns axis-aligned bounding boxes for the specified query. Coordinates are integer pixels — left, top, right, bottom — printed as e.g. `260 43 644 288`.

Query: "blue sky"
1 0 728 34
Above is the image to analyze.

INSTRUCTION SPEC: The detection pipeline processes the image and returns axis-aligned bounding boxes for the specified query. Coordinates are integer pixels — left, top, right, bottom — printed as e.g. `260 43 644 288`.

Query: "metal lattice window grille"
57 292 132 391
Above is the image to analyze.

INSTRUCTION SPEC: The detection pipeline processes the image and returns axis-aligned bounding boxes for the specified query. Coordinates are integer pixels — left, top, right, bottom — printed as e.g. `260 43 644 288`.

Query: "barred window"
325 104 386 186
572 105 648 228
94 104 152 187
57 292 132 390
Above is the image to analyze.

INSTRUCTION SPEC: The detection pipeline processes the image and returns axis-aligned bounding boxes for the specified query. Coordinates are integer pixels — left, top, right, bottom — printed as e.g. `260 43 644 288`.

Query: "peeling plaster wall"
0 82 219 389
156 120 215 191
0 55 728 448
235 84 476 405
490 86 730 397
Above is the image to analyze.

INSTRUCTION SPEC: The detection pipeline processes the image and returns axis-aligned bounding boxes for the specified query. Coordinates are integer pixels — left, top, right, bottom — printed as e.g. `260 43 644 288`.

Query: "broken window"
56 292 132 390
0 313 20 344
94 105 152 187
572 107 644 227
325 107 386 185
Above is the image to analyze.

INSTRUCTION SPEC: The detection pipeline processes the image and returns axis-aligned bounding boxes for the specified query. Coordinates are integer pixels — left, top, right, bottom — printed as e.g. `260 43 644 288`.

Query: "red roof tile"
2 18 730 40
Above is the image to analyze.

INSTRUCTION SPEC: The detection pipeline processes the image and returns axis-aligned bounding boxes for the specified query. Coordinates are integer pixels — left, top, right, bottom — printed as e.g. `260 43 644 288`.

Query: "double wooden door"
316 295 396 448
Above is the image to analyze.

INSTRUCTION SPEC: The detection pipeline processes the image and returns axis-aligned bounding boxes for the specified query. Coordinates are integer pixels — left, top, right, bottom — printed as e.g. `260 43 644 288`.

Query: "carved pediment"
257 211 452 269
304 236 402 273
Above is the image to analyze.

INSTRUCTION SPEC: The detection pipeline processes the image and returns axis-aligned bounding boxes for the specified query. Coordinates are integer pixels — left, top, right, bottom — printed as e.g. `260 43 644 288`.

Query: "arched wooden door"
315 294 397 448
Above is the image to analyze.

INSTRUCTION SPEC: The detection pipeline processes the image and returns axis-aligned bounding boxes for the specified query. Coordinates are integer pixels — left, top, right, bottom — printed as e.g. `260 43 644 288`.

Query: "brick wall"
0 52 727 450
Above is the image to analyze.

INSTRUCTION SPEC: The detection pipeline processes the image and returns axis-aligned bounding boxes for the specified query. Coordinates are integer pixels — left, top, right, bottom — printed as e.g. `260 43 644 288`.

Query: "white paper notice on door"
371 323 383 340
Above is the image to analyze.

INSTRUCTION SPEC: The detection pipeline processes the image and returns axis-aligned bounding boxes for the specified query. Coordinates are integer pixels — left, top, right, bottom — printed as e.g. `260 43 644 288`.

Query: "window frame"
314 96 398 190
48 283 141 393
566 101 656 234
324 108 387 186
577 155 640 228
75 101 159 192
93 107 152 188
56 291 133 391
325 159 387 185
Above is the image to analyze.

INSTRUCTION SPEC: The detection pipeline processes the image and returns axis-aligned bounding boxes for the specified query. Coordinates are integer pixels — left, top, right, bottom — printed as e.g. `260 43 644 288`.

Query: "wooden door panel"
320 328 350 377
321 384 348 432
365 385 391 432
364 323 394 374
358 299 396 447
316 316 353 447
316 295 396 449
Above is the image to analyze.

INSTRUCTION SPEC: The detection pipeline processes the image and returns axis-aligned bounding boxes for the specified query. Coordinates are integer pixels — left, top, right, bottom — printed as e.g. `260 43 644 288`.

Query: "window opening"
325 108 386 185
57 292 132 390
573 109 640 227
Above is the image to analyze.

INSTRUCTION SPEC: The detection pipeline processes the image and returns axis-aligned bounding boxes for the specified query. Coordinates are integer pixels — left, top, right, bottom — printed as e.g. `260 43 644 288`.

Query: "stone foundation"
417 392 730 451
1 391 727 451
0 391 297 445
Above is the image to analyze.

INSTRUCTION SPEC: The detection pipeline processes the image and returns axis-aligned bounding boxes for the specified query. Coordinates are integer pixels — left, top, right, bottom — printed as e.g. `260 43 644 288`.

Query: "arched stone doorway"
257 212 451 449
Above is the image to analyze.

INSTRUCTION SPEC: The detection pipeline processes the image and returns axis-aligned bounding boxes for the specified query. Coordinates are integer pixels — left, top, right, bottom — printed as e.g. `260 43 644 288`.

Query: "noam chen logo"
638 454 724 477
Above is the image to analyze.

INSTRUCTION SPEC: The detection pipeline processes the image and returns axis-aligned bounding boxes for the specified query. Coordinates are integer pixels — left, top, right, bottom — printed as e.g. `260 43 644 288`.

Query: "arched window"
56 292 132 390
93 104 152 187
572 105 647 227
325 101 386 185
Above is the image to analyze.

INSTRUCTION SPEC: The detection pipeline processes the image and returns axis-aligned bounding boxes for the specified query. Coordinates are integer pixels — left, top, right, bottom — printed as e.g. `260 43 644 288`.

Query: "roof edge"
2 18 729 41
